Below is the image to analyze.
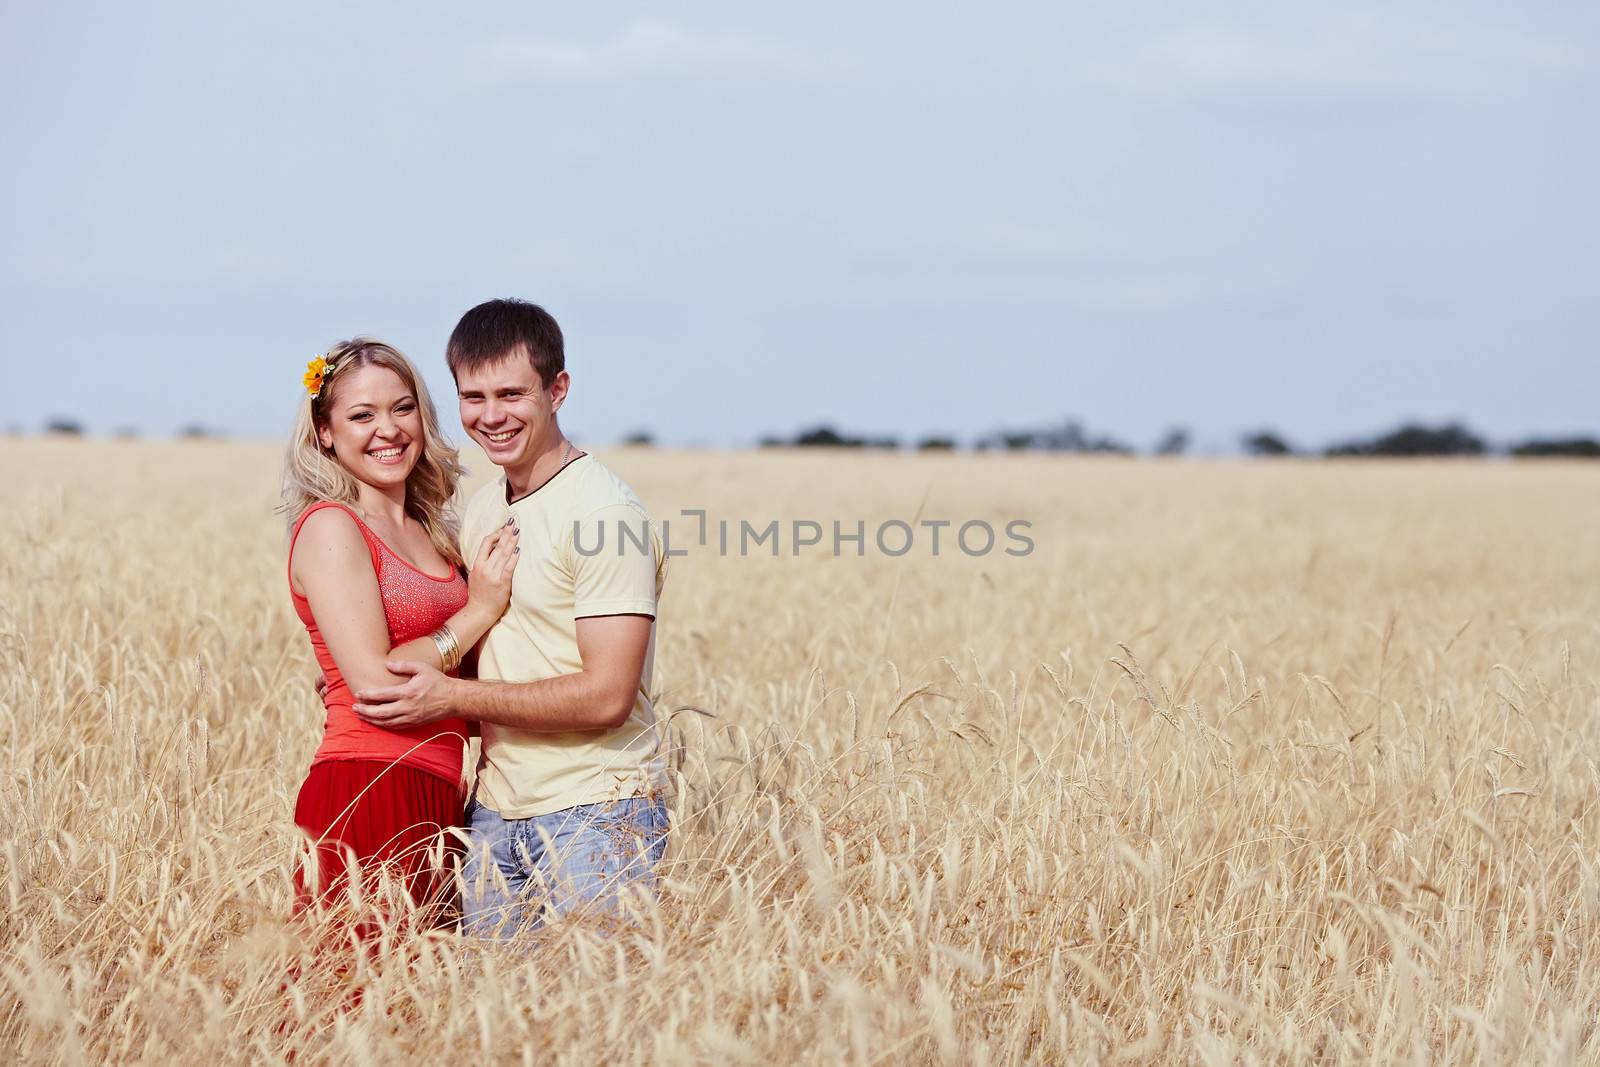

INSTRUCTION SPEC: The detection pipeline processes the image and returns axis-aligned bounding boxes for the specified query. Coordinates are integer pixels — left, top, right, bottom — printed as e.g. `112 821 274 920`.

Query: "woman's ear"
317 423 333 450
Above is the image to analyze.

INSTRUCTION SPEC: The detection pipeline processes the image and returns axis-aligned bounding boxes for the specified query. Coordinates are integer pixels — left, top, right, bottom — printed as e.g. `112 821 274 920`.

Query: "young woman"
280 337 518 932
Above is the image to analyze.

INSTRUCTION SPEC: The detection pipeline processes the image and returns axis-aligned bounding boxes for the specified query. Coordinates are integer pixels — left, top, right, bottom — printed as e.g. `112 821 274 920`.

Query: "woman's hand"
466 519 520 619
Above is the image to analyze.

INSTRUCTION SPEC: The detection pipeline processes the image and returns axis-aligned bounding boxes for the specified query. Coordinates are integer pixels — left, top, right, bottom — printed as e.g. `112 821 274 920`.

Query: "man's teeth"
486 430 518 443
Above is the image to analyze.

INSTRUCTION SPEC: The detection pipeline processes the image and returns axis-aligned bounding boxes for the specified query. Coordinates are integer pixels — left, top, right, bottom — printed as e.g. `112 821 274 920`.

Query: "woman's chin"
350 459 416 491
376 464 415 488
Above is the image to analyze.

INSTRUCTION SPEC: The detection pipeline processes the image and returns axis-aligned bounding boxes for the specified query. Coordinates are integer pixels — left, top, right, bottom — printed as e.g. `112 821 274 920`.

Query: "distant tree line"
22 415 1599 457
752 420 1142 454
1323 423 1488 457
1507 437 1600 458
34 418 220 439
758 425 904 450
1242 422 1600 458
746 420 1599 458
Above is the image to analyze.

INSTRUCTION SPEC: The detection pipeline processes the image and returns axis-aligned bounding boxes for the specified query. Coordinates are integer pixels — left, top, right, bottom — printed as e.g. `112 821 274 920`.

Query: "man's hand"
352 661 459 728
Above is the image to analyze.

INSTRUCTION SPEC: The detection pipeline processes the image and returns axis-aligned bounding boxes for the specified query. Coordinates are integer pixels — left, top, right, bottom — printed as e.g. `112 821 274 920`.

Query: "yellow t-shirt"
460 455 665 818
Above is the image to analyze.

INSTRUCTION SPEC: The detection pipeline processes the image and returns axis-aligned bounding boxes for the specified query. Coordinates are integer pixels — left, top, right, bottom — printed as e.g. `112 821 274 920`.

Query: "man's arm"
352 613 653 731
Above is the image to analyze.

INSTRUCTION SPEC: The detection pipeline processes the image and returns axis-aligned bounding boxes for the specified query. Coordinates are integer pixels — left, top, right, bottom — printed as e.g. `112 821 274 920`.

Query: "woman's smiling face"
316 363 423 492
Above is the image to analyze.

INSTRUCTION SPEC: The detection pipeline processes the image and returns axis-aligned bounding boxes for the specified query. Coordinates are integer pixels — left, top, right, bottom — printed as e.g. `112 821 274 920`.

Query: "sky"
2 1 1596 451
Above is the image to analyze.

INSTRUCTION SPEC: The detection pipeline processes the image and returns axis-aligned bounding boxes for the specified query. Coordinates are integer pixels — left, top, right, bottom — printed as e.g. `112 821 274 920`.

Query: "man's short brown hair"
446 299 565 387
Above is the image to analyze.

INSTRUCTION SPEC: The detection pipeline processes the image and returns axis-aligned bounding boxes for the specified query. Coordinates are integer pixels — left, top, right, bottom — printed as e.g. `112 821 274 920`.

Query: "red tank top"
288 501 470 786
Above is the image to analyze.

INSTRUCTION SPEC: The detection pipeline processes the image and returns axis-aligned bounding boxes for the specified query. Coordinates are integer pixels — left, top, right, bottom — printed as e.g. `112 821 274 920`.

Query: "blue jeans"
460 794 668 937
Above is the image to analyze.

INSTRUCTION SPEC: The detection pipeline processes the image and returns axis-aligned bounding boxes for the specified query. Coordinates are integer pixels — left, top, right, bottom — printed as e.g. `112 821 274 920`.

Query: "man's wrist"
443 675 479 720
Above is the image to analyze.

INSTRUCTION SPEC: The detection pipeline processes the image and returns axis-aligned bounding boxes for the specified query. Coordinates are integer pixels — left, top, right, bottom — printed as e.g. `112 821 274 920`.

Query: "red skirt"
293 759 465 935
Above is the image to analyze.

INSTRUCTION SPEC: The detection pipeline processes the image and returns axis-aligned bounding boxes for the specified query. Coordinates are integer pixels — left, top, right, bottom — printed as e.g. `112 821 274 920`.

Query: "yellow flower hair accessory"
303 354 334 399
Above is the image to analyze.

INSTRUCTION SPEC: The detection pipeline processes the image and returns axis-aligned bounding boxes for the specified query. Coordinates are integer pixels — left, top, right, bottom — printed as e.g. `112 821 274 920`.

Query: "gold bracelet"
442 626 461 672
430 625 462 673
443 626 461 672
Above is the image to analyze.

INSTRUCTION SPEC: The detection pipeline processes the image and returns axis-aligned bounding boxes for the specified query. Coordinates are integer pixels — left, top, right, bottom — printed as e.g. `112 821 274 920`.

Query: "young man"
352 299 667 936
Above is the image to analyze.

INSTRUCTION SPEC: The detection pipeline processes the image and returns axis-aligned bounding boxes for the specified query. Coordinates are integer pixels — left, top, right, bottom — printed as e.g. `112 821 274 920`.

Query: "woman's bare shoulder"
291 505 373 587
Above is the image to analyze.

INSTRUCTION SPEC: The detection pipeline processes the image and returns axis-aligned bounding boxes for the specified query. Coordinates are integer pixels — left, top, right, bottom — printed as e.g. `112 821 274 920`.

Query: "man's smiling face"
455 349 566 471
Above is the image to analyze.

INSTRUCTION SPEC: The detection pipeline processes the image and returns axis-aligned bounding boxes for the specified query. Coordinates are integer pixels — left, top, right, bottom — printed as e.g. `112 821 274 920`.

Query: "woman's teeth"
369 446 405 462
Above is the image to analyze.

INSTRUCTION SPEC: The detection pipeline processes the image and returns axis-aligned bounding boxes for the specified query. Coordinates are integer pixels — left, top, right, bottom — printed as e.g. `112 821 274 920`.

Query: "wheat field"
2 438 1597 1064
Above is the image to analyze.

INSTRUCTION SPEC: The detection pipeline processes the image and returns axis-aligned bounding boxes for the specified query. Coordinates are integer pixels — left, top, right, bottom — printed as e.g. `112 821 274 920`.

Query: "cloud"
484 20 825 84
1084 17 1594 102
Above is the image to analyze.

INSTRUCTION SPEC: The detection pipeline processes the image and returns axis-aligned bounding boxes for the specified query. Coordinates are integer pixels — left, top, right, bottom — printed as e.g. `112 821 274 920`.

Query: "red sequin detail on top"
289 501 470 786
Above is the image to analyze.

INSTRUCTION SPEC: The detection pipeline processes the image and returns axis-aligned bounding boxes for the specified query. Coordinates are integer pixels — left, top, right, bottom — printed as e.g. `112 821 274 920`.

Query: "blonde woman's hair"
280 337 465 567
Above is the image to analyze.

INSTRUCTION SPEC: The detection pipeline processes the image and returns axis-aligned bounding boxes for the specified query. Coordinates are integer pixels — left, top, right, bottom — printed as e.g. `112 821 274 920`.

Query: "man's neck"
504 433 573 499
